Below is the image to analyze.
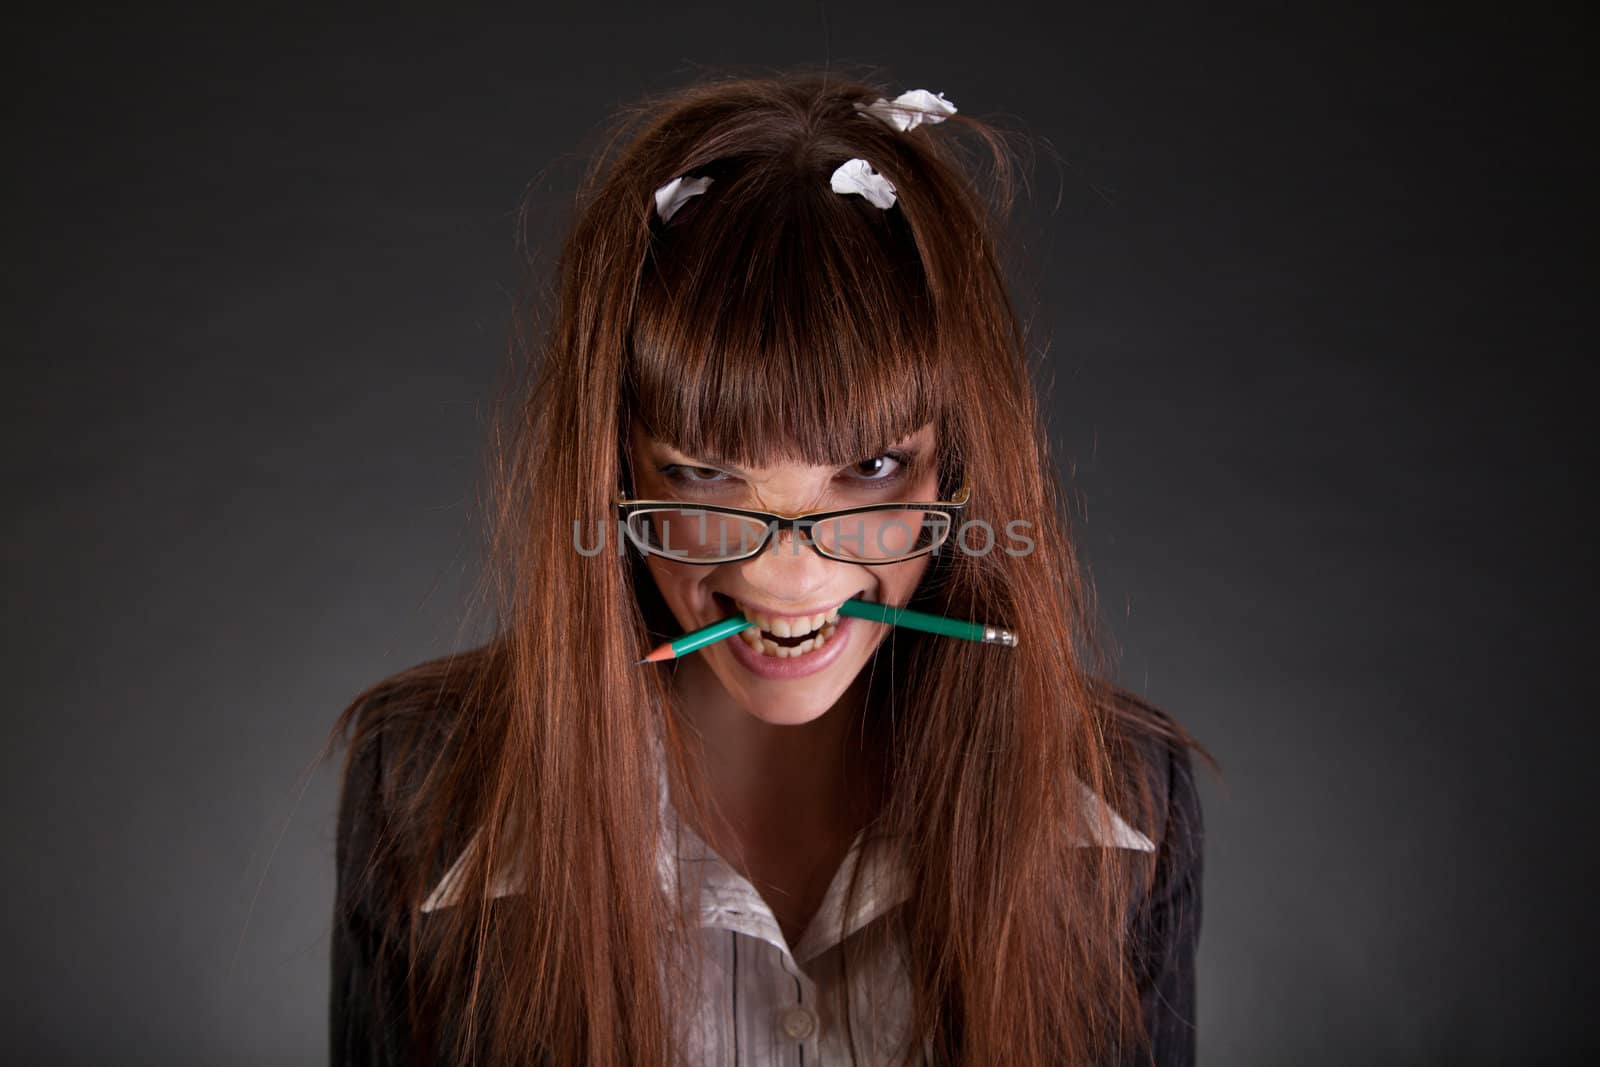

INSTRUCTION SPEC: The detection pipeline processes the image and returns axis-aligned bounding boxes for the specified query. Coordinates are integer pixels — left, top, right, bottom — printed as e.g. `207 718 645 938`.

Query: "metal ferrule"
982 625 1019 648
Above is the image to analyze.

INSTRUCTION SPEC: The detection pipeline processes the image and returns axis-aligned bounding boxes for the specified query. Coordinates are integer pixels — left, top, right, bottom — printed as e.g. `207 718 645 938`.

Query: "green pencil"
637 597 1017 664
637 614 755 663
836 598 1018 647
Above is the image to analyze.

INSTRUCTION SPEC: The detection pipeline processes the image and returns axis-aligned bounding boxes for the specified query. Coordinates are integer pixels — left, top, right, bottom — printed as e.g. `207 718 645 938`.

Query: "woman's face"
627 420 940 726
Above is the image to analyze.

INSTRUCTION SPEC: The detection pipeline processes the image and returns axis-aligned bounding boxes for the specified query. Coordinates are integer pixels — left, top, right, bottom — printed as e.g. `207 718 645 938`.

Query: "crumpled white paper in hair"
829 158 897 210
653 174 714 222
855 88 958 132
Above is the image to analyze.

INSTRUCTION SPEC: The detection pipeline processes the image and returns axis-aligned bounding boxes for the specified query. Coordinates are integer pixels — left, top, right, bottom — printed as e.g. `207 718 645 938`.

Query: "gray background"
4 4 1590 1064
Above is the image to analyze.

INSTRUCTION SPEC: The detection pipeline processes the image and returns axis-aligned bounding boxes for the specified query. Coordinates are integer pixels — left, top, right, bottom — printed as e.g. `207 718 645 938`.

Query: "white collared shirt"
420 736 1154 1065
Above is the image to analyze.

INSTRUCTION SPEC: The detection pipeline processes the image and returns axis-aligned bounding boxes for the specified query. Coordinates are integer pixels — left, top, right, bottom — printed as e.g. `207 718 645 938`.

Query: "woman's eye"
848 451 909 482
659 450 914 491
661 464 730 486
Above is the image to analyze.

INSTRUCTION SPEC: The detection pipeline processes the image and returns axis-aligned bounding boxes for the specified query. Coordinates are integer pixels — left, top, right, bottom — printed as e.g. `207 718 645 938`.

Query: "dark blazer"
331 717 1204 1065
1125 732 1206 1064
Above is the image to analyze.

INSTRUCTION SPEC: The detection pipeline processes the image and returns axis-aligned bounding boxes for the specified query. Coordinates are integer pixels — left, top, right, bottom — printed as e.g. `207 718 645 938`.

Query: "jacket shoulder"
1100 685 1206 879
330 649 496 1065
1102 689 1206 1065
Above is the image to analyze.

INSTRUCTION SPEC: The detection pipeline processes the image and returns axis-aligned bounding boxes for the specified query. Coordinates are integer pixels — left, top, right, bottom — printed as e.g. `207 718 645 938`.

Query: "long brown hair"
332 68 1213 1064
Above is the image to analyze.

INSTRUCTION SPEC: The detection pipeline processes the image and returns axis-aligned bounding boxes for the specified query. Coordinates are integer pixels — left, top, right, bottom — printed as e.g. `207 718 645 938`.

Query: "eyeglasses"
614 478 971 565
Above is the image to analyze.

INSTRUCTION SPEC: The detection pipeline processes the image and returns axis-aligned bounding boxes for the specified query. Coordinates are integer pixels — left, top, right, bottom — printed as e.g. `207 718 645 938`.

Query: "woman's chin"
711 659 857 725
736 698 837 727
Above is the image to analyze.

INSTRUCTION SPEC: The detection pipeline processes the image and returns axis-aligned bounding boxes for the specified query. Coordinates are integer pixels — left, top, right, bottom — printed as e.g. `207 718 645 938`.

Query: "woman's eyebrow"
653 445 743 471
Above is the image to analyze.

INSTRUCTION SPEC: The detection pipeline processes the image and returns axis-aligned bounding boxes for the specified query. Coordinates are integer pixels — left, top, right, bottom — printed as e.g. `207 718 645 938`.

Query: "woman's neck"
667 659 884 873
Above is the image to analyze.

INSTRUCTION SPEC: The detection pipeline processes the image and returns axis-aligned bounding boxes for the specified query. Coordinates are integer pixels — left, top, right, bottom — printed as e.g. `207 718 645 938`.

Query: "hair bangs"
625 165 952 474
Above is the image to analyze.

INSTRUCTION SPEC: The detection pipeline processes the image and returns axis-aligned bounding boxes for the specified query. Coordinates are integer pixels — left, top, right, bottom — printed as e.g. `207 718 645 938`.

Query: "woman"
330 71 1211 1065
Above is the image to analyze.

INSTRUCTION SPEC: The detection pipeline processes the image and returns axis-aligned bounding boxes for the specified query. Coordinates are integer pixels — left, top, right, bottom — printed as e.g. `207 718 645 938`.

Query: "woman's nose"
734 525 841 601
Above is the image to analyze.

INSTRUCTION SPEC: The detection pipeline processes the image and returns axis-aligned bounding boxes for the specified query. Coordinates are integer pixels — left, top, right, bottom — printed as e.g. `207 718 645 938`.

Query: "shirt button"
779 1005 817 1041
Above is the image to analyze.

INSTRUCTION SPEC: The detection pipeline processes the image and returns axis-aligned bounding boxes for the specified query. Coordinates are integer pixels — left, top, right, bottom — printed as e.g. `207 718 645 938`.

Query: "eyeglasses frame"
613 477 972 566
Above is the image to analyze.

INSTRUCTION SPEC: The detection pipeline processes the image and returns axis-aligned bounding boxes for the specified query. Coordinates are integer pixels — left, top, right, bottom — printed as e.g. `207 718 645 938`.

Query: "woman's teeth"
736 604 842 658
741 605 841 637
738 623 839 658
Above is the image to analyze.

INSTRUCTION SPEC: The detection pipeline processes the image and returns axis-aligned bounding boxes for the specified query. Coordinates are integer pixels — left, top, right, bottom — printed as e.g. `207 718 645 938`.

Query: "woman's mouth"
733 602 841 659
712 593 862 676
